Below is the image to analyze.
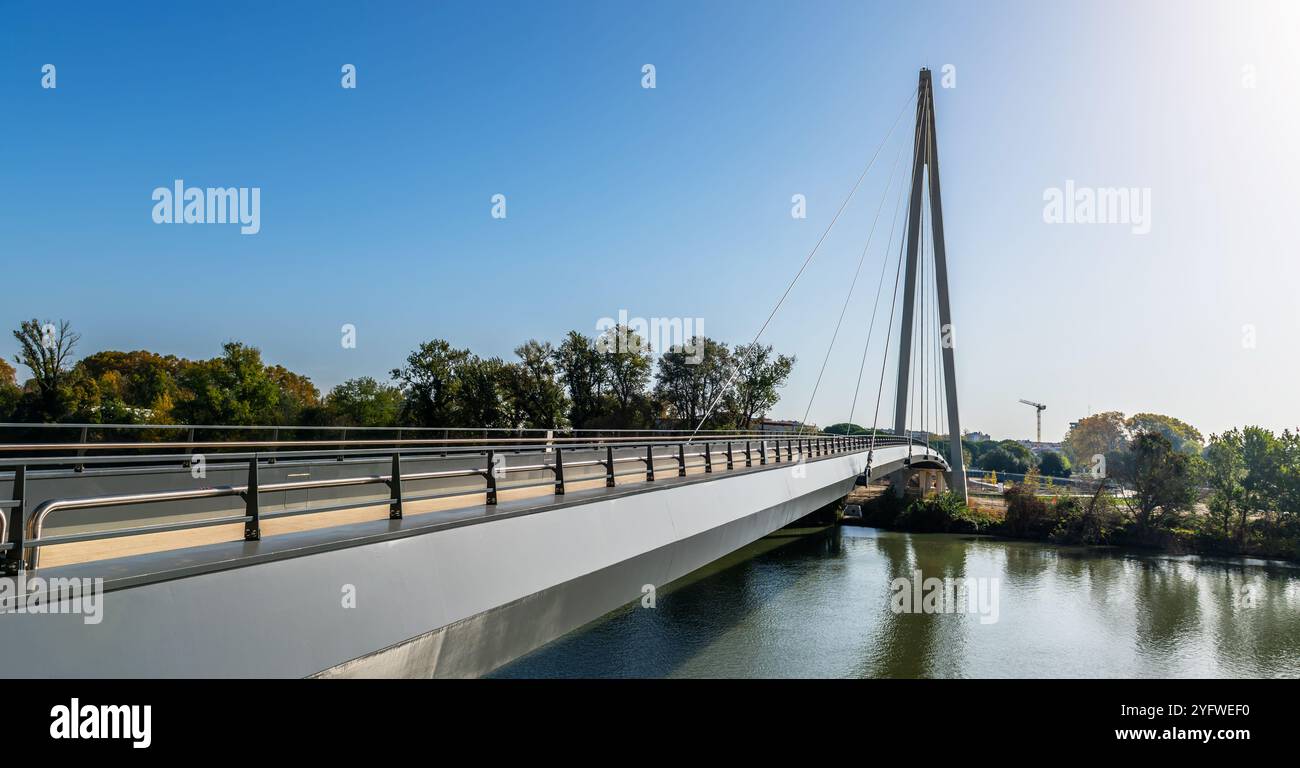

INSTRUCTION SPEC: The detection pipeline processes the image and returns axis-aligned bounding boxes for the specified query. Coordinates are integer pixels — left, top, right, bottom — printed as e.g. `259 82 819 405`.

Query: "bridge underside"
0 444 944 678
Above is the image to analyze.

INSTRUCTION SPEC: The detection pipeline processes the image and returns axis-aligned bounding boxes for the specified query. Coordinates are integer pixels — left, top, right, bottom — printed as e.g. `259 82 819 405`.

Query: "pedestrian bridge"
0 67 970 678
0 430 946 677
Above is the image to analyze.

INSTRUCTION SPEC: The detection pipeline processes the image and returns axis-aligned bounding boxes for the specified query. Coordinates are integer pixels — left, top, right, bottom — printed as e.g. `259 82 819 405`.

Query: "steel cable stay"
686 87 919 442
798 139 909 432
847 168 910 428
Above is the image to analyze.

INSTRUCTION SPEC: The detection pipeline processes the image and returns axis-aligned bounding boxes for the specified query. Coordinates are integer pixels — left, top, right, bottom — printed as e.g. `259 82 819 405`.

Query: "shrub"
1003 483 1054 538
1048 494 1123 545
895 492 997 534
861 491 906 527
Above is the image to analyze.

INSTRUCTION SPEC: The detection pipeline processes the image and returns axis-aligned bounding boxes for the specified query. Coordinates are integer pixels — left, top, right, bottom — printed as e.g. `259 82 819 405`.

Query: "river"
492 525 1300 678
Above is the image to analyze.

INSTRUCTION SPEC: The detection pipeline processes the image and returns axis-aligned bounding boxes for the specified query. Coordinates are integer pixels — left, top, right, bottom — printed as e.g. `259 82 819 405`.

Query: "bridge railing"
0 433 931 573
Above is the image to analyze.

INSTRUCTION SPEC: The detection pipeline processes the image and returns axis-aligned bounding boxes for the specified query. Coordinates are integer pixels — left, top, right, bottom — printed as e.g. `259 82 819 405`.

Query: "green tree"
456 355 509 428
825 423 868 435
324 377 404 427
1037 450 1071 478
502 340 568 429
266 365 320 425
391 339 470 427
553 331 606 428
1204 429 1247 539
12 318 80 422
1115 431 1198 539
976 445 1031 475
597 324 654 427
653 337 732 429
175 342 280 425
0 358 20 420
1126 412 1203 454
1062 411 1128 466
75 350 183 411
723 342 794 430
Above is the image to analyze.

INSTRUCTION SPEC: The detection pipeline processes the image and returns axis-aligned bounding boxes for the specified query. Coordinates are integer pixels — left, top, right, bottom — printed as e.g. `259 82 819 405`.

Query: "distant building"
965 431 992 443
1018 439 1063 455
755 418 809 434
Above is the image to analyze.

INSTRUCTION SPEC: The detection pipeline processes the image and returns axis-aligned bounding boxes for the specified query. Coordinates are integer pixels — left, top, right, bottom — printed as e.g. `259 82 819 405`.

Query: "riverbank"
846 483 1300 563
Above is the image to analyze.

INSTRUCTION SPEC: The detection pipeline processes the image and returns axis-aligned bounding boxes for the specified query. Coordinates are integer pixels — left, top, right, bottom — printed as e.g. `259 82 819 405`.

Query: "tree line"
0 319 796 432
849 409 1300 560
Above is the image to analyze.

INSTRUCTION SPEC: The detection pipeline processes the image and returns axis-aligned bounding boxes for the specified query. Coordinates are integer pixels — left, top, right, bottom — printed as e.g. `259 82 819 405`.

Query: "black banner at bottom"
14 678 1287 756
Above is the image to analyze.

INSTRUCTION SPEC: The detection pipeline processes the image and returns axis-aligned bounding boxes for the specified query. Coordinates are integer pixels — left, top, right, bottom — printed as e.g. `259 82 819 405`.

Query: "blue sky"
2 1 1297 440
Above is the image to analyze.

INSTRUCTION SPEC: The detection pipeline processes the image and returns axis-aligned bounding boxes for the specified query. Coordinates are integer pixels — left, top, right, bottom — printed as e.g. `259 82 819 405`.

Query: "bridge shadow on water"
489 526 851 678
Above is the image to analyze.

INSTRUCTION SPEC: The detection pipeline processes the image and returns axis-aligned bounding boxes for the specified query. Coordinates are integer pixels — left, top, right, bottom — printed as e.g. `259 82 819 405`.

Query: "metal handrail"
0 430 872 454
0 422 831 435
3 434 924 572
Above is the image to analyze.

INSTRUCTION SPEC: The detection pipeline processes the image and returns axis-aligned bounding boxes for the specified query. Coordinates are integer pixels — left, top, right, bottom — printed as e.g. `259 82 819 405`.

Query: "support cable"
686 89 918 441
799 141 908 431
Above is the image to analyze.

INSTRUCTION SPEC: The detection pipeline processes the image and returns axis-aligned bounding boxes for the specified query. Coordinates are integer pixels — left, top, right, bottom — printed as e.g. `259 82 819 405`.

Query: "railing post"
759 439 767 465
244 456 261 541
773 438 781 463
646 445 655 482
388 453 403 519
786 439 793 461
704 442 712 473
553 446 566 495
726 442 734 470
5 466 26 574
677 443 687 477
605 445 615 487
485 450 498 505
745 441 752 467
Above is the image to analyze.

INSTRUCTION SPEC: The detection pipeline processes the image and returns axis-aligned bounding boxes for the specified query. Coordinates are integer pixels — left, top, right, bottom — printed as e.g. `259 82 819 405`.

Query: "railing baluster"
244 456 261 541
726 442 734 470
485 450 498 505
5 466 26 574
646 444 655 482
759 439 767 465
704 442 712 473
605 445 615 487
745 441 752 467
677 443 687 477
553 447 566 495
388 453 403 519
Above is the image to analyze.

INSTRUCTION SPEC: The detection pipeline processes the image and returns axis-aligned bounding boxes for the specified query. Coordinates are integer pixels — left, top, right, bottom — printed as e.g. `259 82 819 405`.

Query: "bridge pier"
888 466 949 499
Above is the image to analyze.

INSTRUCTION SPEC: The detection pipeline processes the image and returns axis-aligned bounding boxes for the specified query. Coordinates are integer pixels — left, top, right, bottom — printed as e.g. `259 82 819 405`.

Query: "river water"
492 526 1300 678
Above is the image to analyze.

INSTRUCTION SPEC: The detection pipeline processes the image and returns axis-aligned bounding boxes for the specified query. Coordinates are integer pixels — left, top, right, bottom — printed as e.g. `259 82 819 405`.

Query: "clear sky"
2 0 1297 441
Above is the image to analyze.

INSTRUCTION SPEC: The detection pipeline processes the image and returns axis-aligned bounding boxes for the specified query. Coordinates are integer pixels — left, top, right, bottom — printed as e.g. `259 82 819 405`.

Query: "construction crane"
1019 399 1047 444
